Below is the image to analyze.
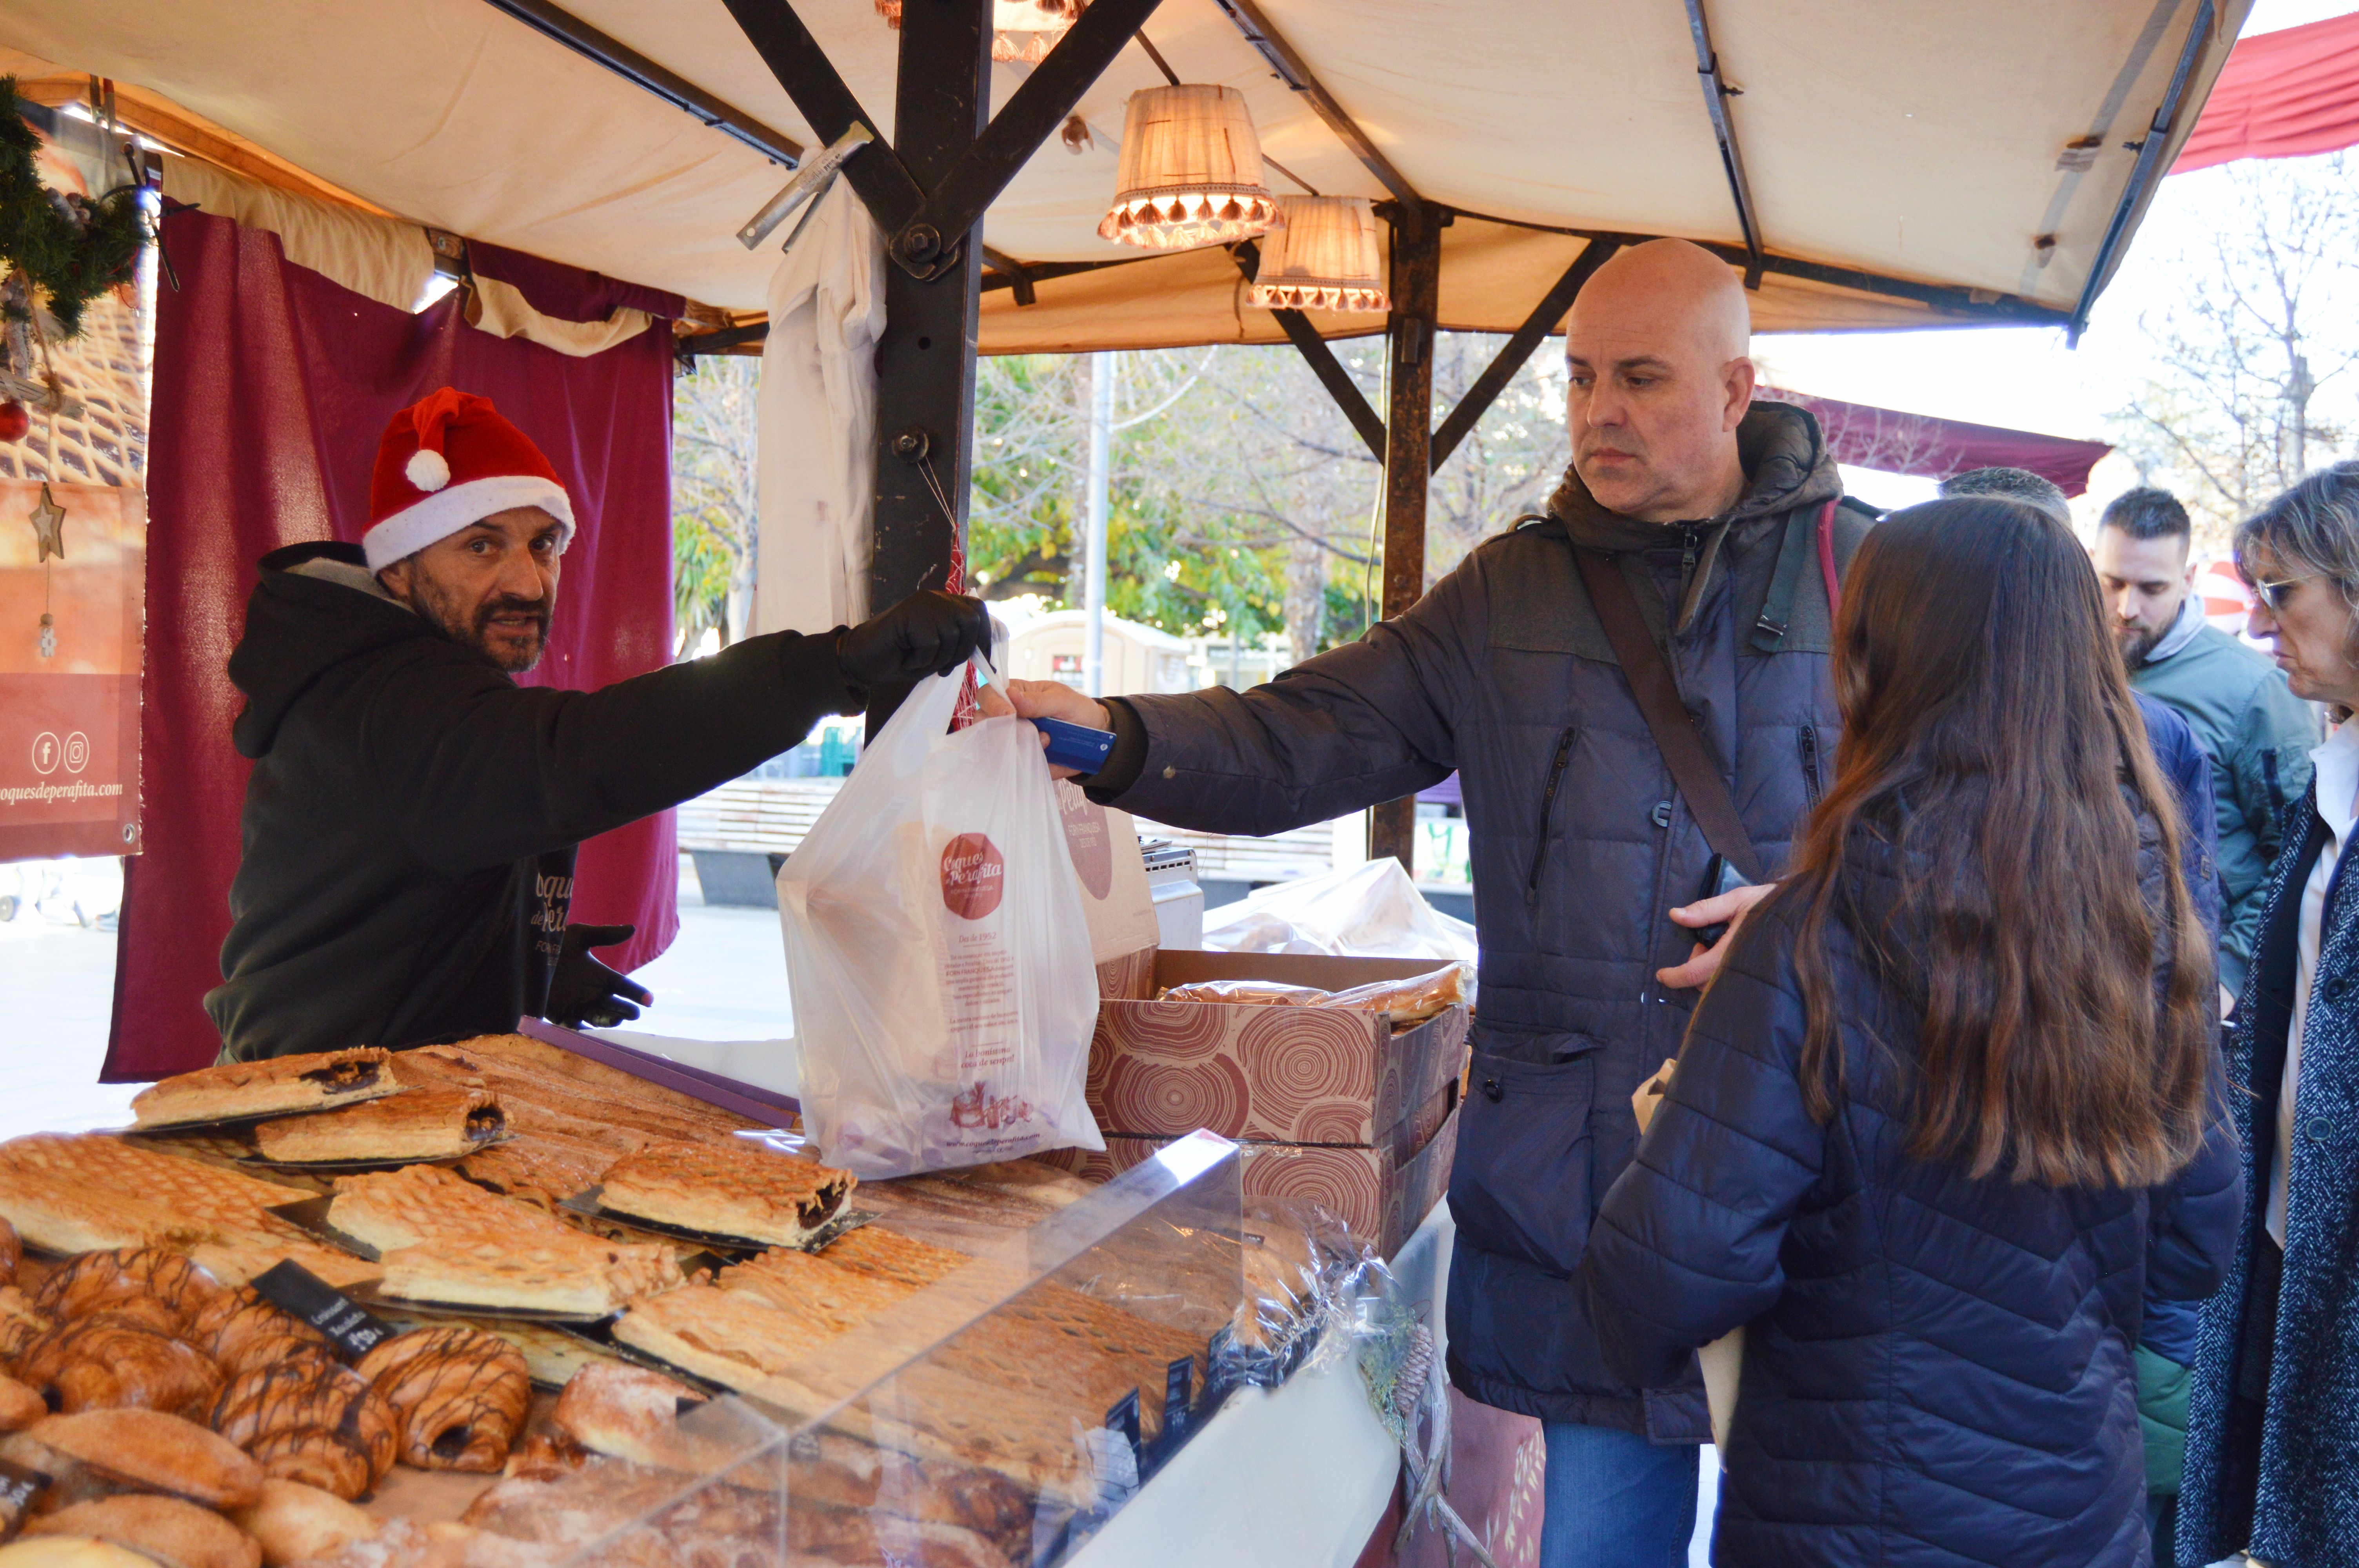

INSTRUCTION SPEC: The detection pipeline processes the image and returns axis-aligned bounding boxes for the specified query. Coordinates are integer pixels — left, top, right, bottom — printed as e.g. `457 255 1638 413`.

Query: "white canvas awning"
2 0 2251 346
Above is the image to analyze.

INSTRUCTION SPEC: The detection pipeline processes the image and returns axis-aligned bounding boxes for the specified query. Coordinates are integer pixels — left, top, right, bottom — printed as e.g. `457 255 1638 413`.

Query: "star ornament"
28 483 65 563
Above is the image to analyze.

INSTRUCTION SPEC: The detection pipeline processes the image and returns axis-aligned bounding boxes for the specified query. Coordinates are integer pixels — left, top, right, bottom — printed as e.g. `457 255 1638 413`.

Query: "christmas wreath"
0 77 144 340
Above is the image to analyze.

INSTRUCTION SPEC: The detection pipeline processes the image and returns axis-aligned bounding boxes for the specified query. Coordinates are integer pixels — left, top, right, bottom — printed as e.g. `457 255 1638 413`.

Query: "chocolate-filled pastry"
31 1250 222 1332
596 1138 854 1247
0 1220 20 1289
208 1363 396 1501
14 1315 224 1419
129 1050 396 1130
185 1290 330 1379
253 1090 505 1166
353 1327 529 1474
26 1495 262 1568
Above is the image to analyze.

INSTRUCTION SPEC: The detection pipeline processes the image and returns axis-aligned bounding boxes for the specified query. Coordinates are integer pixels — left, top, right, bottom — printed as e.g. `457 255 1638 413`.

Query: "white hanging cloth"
752 179 886 635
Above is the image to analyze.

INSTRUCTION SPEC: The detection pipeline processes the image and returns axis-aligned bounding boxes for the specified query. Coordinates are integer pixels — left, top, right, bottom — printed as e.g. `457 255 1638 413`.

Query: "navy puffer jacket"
1578 822 2242 1567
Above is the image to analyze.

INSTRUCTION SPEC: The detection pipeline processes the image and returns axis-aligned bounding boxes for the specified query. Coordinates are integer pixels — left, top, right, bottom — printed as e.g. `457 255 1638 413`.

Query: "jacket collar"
1543 400 1844 631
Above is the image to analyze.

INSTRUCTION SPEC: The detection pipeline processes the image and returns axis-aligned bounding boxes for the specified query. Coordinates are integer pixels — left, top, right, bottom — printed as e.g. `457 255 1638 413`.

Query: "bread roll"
7 1411 265 1509
0 1377 40 1435
227 1480 380 1568
27 1497 261 1568
0 1539 157 1568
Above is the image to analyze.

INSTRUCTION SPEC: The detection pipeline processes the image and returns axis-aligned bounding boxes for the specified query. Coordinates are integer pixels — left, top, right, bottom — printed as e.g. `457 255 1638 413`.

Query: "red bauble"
0 403 26 443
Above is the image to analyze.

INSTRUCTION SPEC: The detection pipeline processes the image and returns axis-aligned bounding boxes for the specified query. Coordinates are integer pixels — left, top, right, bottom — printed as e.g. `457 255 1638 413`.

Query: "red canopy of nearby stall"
2174 10 2359 173
1757 389 2114 497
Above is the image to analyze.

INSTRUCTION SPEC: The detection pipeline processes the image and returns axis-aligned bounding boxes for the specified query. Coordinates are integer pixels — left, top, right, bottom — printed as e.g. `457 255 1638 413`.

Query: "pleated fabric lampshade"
1247 197 1389 312
1098 85 1282 249
873 0 1082 64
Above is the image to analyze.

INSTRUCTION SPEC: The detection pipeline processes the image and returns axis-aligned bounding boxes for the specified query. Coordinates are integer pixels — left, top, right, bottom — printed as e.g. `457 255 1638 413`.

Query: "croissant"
0 1218 20 1289
32 1250 222 1332
184 1289 329 1379
208 1362 398 1501
354 1328 529 1474
13 1314 224 1419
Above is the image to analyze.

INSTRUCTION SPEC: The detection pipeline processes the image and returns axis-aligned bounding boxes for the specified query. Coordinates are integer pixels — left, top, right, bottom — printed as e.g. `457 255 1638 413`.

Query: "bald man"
1002 238 1870 1561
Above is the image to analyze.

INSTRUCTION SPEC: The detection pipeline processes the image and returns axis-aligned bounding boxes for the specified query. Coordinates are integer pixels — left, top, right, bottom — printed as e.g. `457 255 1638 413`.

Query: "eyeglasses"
2250 572 2321 612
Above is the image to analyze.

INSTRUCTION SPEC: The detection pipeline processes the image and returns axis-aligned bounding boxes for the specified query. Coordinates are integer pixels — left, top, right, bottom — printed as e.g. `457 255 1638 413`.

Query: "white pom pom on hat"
404 447 451 493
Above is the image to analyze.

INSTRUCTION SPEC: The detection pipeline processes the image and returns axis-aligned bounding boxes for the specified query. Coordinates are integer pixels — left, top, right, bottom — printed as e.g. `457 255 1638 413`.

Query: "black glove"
543 923 653 1030
837 590 992 689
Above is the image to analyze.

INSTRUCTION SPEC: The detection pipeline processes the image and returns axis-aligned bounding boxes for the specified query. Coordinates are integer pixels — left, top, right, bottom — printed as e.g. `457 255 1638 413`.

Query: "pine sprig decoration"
0 79 145 340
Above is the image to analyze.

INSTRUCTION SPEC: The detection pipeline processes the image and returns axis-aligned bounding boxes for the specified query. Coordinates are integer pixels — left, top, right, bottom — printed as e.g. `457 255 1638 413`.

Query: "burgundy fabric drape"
2174 11 2359 175
1756 387 2114 497
105 207 678 1081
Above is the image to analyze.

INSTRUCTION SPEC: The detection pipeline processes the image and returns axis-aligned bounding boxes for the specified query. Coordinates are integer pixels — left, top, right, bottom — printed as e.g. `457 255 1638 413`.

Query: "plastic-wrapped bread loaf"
1157 960 1472 1023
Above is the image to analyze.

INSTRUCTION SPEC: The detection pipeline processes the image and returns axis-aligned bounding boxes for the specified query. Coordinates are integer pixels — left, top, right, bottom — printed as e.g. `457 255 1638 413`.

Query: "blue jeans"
1541 1421 1699 1568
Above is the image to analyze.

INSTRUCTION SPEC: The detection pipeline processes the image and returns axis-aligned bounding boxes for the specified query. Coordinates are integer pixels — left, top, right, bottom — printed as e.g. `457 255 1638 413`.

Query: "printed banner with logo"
0 481 144 860
0 110 150 864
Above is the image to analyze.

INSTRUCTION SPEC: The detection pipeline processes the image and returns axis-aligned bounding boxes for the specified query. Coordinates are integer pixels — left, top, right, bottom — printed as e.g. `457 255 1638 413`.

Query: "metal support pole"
866 0 993 733
1083 351 1112 698
1368 210 1443 872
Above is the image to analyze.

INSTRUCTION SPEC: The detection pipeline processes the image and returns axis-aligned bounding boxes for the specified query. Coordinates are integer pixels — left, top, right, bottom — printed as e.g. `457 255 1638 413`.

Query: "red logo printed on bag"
939 832 1006 919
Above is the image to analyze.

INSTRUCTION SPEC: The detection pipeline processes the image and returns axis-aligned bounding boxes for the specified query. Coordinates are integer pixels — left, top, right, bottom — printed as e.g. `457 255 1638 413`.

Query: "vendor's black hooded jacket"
206 542 860 1063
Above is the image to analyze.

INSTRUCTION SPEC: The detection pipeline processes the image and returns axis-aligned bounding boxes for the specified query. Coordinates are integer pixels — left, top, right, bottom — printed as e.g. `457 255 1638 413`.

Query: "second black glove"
543 922 654 1030
838 590 993 688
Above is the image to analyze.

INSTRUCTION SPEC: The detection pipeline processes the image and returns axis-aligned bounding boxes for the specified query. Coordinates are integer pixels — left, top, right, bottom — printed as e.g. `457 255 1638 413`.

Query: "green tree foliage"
674 319 1574 668
966 331 1568 662
670 356 760 657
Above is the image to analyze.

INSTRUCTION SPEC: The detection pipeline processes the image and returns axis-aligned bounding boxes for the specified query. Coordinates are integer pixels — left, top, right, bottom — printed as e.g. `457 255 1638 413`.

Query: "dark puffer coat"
1087 402 1862 1434
1577 823 2242 1566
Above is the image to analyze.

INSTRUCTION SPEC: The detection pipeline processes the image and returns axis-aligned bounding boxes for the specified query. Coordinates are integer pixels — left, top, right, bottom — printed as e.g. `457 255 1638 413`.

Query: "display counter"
0 1030 1434 1568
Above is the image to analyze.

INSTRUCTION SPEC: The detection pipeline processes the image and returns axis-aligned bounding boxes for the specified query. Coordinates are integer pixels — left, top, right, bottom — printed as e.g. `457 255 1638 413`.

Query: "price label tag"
249 1260 393 1359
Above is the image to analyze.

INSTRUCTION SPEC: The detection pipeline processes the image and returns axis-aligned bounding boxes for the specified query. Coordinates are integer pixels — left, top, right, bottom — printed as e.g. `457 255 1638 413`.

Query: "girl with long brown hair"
1576 496 2240 1566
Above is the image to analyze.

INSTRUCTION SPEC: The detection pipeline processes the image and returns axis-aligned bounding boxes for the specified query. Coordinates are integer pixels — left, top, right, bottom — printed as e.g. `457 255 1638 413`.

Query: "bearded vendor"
205 387 989 1063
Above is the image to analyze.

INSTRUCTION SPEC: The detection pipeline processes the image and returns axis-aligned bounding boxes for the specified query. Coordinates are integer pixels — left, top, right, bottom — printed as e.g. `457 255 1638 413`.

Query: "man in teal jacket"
2095 486 2319 998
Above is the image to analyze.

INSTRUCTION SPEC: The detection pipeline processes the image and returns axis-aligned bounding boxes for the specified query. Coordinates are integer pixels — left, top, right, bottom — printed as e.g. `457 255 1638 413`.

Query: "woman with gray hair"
2179 461 2359 1568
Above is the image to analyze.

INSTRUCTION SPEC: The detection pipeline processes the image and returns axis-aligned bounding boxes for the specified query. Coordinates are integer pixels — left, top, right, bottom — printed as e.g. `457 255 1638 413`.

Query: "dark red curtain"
106 207 680 1080
1756 387 2114 497
2175 11 2359 174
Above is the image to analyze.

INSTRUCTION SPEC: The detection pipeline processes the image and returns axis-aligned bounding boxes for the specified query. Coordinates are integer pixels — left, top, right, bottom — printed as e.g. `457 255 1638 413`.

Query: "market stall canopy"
2173 8 2359 172
1757 388 2115 497
2 0 2252 350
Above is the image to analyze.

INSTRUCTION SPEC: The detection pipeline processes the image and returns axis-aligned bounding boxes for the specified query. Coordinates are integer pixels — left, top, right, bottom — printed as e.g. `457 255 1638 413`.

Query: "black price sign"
249 1260 393 1359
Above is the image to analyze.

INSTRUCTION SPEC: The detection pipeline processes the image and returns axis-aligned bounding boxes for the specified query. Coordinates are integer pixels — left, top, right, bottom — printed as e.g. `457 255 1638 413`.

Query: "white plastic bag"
778 669 1105 1178
1200 858 1479 963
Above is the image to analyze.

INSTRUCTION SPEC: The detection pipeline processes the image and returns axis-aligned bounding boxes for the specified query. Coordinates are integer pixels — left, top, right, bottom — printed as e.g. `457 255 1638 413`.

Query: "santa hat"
362 388 576 570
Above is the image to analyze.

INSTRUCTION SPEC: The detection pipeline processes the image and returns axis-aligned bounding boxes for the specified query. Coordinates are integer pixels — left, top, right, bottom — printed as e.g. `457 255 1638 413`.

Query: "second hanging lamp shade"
1098 85 1282 249
1247 197 1389 312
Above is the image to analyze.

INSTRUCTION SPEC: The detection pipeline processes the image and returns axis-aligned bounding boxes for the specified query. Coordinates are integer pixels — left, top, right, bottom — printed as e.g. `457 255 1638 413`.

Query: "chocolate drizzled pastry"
208 1362 396 1501
355 1327 529 1473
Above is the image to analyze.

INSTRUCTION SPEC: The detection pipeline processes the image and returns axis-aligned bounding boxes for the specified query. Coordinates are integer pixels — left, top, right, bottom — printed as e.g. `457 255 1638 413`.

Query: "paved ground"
0 898 139 1140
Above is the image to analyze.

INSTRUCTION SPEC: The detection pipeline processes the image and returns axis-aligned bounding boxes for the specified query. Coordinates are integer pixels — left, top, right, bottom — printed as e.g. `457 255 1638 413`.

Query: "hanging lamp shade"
1247 197 1389 312
1098 85 1282 249
874 0 1082 64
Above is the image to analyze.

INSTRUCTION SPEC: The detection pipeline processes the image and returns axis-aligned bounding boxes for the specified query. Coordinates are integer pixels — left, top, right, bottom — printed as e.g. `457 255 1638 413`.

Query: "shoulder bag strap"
1573 546 1767 884
1816 497 1842 623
